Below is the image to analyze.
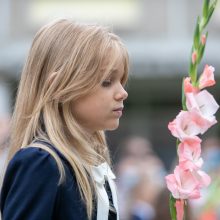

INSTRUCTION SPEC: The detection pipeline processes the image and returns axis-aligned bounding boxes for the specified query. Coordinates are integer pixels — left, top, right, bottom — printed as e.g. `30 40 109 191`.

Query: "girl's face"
72 57 128 134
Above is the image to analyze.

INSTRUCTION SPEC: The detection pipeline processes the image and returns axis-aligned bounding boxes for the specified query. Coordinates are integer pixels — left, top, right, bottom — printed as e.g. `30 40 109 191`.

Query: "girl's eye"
101 79 112 87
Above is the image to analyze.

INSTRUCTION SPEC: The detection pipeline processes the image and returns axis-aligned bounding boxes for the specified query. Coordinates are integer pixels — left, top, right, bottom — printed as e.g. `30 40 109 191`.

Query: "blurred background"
0 0 220 219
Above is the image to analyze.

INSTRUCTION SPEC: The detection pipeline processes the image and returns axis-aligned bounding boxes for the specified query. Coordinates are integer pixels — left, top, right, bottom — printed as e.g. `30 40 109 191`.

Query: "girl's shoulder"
10 140 65 167
7 142 77 186
1 146 86 219
11 146 56 163
6 146 61 183
8 141 74 179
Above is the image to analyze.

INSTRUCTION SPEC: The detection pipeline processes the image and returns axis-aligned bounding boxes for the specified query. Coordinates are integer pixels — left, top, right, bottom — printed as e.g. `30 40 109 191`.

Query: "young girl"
0 19 129 220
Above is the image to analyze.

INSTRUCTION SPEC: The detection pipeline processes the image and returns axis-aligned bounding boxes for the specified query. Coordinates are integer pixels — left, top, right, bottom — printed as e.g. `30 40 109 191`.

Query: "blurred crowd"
115 135 220 220
115 136 168 220
189 137 220 220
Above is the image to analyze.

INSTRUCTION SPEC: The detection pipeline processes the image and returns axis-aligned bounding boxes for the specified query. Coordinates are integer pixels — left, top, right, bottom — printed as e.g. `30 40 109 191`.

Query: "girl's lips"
113 107 124 111
113 107 123 117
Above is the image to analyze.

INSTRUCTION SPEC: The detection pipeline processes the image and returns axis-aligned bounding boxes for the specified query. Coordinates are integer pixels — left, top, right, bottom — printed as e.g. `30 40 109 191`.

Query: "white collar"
91 162 116 185
91 162 119 220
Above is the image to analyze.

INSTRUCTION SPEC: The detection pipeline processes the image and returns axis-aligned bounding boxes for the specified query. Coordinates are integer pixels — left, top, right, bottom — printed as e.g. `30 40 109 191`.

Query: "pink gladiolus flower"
166 166 201 199
184 77 199 94
168 110 216 141
175 200 184 220
185 90 219 121
166 165 211 200
178 137 203 170
193 169 211 188
199 65 215 89
201 34 206 45
179 163 211 188
192 51 197 64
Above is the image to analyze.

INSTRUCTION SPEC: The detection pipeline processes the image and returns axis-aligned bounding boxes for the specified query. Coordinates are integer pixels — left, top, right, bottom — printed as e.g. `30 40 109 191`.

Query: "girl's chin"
105 123 120 131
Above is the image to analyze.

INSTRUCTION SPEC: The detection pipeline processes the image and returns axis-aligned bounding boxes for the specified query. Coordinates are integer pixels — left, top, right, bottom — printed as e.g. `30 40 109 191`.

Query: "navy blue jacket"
0 144 95 220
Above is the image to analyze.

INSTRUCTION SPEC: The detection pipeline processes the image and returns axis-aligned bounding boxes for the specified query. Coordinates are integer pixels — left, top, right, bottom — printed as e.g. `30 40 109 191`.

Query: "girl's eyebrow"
109 69 118 75
103 67 124 79
103 69 118 78
110 68 118 72
101 68 118 73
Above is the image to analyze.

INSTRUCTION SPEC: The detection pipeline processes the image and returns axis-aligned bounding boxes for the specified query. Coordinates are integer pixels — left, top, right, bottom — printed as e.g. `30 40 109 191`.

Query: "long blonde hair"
8 19 129 219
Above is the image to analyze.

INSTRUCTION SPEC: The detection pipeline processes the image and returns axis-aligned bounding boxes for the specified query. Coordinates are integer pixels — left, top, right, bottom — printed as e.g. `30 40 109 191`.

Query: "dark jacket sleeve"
0 147 60 220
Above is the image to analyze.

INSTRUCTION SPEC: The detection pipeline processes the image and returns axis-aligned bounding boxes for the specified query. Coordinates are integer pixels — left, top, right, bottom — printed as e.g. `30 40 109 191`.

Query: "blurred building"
0 0 220 169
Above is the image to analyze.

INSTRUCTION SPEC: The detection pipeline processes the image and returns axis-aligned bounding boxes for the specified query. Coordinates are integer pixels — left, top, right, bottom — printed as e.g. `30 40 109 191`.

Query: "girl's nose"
115 86 128 101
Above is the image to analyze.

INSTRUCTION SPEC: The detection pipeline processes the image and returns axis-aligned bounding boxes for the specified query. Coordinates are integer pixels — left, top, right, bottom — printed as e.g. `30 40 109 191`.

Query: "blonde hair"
8 19 129 219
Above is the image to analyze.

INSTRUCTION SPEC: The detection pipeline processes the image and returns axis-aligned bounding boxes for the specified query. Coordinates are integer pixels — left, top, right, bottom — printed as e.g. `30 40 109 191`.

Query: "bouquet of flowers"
165 1 219 219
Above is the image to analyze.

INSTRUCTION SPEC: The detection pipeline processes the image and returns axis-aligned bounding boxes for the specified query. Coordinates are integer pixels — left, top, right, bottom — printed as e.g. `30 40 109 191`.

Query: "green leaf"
189 46 194 77
189 61 193 79
205 31 209 40
182 78 187 111
190 62 197 83
203 0 209 19
193 17 201 49
169 195 177 220
189 59 198 83
204 0 218 27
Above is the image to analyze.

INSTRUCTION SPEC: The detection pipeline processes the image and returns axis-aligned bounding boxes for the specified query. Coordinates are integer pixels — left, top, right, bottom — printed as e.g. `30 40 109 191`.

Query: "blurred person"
152 188 170 220
0 19 129 220
189 137 220 220
202 137 220 175
116 136 166 220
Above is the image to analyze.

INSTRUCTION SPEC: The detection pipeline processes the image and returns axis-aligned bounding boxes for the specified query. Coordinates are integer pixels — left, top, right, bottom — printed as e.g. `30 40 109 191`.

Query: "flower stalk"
165 1 219 220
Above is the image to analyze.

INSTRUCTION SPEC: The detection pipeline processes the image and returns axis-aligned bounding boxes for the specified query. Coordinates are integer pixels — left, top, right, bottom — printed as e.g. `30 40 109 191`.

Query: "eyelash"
101 79 112 87
101 77 125 88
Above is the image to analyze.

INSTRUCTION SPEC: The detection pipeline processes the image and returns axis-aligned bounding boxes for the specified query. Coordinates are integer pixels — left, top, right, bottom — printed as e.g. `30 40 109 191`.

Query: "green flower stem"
169 195 177 220
191 64 198 84
181 78 187 111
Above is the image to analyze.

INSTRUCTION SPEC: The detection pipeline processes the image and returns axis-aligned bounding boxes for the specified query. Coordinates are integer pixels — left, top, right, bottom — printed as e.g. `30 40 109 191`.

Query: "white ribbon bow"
91 162 119 220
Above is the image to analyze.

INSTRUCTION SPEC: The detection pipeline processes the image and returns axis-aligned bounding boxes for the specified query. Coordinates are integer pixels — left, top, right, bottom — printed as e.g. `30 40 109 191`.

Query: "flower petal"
199 65 216 89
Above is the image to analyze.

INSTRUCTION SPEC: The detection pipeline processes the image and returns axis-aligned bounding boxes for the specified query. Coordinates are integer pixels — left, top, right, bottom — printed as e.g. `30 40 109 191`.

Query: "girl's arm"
0 147 60 219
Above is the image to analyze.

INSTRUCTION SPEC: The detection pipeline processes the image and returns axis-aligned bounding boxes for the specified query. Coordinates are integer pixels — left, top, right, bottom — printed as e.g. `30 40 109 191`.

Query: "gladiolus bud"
201 34 206 45
176 200 184 220
192 51 197 64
